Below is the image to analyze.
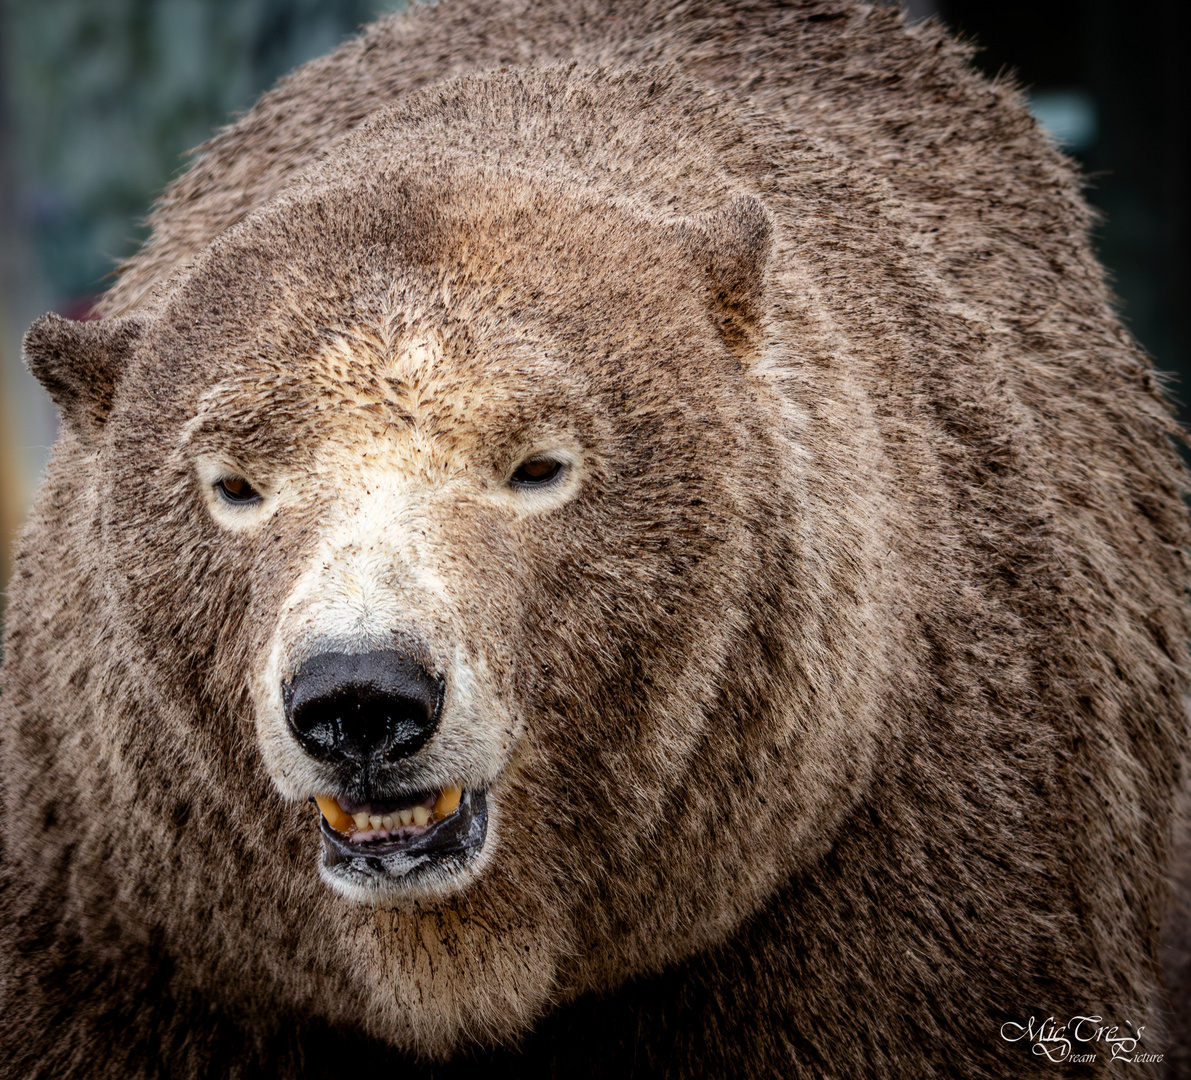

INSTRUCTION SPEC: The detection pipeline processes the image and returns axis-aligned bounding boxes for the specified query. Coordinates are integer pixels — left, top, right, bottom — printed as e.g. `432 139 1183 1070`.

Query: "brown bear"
2 1 1188 1077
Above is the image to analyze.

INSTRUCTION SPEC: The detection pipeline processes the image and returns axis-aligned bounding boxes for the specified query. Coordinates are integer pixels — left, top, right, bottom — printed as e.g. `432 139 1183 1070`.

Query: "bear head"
21 89 896 1054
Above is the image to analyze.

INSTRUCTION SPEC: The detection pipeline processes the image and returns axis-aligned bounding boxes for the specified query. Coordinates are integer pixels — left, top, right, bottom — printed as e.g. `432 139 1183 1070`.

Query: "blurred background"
0 0 1188 604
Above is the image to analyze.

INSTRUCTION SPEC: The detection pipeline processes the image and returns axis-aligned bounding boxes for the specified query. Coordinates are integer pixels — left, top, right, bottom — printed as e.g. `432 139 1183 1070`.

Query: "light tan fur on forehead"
306 324 470 481
317 319 453 424
305 298 566 484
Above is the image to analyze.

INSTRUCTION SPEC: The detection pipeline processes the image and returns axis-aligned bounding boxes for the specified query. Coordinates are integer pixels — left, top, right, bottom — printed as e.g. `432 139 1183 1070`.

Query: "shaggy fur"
2 1 1189 1076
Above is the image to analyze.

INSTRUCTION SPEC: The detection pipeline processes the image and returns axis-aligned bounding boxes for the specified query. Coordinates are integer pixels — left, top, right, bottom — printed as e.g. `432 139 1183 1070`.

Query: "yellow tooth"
399 809 413 827
412 805 430 827
314 795 354 835
369 814 383 829
381 814 395 830
433 787 462 820
353 812 370 831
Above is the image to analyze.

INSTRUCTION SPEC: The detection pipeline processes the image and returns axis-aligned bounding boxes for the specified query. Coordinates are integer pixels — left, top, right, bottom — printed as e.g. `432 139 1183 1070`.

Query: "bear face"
158 171 777 908
20 125 894 1053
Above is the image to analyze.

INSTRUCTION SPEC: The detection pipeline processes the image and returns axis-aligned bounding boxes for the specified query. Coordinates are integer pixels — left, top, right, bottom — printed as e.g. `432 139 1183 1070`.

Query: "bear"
2 0 1189 1076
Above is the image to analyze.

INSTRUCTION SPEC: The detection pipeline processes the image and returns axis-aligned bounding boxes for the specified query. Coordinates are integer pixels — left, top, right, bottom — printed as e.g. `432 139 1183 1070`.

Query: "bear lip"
319 788 488 868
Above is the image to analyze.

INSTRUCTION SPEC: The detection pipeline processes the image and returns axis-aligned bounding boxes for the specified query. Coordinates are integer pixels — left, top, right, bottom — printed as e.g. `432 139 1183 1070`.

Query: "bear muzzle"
282 649 489 892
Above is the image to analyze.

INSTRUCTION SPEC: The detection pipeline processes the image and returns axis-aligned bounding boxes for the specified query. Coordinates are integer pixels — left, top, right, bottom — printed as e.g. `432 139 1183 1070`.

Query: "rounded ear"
671 194 773 351
23 313 144 443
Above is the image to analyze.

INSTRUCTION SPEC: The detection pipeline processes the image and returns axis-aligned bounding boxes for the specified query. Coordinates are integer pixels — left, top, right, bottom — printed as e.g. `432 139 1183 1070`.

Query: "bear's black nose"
283 650 443 764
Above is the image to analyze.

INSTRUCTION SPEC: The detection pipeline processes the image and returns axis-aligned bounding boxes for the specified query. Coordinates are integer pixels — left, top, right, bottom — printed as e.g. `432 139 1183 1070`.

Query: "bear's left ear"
671 194 773 352
23 313 145 444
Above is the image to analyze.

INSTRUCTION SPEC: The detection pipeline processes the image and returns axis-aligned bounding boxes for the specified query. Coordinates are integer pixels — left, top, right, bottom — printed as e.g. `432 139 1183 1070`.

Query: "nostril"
283 650 443 763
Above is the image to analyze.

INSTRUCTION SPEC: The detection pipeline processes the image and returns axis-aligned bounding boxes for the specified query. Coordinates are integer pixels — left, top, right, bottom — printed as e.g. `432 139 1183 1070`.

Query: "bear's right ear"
670 194 774 353
23 313 145 443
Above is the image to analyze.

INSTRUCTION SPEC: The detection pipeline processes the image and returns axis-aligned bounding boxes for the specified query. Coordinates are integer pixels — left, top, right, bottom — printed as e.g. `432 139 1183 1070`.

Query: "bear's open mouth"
313 787 488 879
315 788 462 843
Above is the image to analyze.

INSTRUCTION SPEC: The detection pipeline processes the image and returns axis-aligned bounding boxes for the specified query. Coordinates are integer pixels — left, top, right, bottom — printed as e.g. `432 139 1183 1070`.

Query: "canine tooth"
412 805 430 827
433 786 462 819
399 809 413 827
369 814 383 828
313 795 354 835
353 812 369 831
382 814 395 830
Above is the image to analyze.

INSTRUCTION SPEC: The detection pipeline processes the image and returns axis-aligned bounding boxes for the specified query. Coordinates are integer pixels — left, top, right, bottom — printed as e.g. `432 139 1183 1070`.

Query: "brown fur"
2 1 1189 1076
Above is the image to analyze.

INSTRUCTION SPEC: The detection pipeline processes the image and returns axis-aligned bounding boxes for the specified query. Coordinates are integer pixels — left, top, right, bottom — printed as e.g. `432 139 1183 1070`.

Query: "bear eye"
510 457 565 488
214 475 263 506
